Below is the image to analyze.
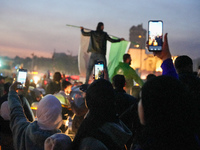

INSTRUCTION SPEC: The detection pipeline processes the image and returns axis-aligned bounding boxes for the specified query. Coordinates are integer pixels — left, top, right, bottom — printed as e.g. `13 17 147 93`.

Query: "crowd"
0 32 200 150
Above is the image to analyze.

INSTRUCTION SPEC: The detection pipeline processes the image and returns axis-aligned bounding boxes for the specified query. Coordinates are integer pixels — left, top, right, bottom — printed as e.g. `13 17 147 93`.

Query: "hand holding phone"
17 69 27 89
148 20 163 52
153 33 171 61
94 61 104 80
9 81 21 92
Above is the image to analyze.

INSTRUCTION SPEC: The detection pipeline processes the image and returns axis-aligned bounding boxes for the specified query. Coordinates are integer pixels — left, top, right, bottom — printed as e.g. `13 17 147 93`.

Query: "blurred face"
0 79 5 84
64 85 72 95
101 25 104 31
125 57 132 65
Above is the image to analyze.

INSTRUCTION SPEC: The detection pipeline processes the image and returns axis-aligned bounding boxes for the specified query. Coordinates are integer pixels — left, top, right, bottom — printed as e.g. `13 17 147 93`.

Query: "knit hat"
86 79 115 109
37 94 62 130
44 133 72 150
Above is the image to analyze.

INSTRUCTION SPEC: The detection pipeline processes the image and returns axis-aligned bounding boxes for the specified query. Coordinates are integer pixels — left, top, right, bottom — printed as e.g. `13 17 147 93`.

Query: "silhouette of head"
96 22 104 31
174 55 193 73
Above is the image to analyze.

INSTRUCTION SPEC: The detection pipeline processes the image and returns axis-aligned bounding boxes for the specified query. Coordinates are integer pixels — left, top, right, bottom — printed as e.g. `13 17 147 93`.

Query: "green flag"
106 39 130 80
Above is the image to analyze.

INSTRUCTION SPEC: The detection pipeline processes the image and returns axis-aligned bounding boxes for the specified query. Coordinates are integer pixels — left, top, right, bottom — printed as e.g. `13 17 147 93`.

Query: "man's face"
101 25 104 31
127 57 132 65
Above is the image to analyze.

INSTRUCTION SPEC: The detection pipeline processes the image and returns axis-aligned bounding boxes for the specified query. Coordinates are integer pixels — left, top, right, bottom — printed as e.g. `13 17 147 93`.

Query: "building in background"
129 24 162 80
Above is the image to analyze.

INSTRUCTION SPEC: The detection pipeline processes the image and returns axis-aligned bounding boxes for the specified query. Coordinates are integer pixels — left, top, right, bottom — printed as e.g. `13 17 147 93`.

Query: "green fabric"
108 40 130 80
111 62 144 88
55 93 66 105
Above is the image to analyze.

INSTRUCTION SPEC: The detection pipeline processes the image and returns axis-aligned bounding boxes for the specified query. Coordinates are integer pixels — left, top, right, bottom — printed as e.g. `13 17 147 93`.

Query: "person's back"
112 74 138 116
132 76 199 150
72 79 132 150
112 54 144 95
175 55 200 137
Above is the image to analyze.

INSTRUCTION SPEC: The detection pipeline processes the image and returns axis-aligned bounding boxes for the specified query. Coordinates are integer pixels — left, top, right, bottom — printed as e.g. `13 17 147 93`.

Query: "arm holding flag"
106 33 124 43
80 26 92 36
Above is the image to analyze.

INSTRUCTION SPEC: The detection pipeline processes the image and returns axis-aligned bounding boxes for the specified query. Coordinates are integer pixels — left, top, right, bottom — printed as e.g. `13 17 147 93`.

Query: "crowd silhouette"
0 32 200 150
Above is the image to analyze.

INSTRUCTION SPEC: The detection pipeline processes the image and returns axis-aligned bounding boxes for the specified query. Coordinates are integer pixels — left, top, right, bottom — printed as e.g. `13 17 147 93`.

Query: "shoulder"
79 137 108 150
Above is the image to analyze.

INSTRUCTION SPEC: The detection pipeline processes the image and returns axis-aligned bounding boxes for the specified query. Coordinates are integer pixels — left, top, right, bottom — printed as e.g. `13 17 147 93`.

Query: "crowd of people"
0 25 200 150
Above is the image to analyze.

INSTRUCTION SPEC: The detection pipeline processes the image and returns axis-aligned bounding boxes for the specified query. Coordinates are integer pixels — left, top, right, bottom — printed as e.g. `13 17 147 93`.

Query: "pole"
66 24 139 45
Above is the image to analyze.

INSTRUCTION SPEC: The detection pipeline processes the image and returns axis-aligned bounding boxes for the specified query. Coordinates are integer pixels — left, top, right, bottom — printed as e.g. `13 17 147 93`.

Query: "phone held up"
94 61 104 80
17 69 28 89
148 20 163 52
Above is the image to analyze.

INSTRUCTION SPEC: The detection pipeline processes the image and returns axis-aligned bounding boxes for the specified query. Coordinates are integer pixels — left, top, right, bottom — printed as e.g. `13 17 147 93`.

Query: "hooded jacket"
8 91 61 150
79 120 132 150
112 62 144 88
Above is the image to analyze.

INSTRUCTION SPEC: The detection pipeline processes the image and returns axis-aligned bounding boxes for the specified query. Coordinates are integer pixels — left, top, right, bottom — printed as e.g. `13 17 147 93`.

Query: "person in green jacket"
111 53 144 95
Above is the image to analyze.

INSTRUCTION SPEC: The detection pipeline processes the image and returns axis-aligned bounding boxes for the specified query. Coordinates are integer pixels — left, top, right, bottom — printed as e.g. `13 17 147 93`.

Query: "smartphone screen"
94 61 104 80
148 20 163 52
17 69 27 88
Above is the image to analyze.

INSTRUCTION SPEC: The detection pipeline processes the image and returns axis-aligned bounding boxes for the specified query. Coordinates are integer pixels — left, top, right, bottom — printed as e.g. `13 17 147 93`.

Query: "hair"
123 54 130 62
86 79 116 110
174 55 193 73
112 74 126 89
96 22 104 31
4 82 11 93
53 72 62 82
61 80 72 90
146 74 156 81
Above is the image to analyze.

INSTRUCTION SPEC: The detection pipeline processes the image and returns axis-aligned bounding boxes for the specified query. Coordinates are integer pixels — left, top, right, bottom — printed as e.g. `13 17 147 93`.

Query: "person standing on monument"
80 22 124 84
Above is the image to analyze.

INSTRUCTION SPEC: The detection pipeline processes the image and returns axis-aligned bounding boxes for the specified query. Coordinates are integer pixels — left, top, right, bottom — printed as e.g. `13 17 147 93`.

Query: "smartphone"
17 69 27 89
148 20 163 52
94 61 104 80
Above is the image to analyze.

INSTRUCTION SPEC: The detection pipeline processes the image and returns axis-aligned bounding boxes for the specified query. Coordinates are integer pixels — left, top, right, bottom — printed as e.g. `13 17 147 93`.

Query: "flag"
78 32 130 80
106 38 130 80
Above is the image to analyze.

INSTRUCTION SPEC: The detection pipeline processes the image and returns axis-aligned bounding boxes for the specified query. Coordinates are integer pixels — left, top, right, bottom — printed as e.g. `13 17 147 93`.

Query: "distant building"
128 24 162 80
129 24 146 49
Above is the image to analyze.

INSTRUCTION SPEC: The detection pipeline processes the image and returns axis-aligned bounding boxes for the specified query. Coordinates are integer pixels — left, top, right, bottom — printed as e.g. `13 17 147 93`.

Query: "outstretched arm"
106 33 124 43
80 26 91 36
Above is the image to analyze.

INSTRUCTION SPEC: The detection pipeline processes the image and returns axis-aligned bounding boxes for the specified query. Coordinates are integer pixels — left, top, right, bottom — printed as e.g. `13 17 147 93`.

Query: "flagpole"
66 24 91 31
66 24 139 45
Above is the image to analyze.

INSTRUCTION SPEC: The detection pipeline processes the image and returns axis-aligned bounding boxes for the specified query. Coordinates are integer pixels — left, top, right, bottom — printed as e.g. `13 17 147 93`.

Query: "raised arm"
8 82 30 137
153 33 178 79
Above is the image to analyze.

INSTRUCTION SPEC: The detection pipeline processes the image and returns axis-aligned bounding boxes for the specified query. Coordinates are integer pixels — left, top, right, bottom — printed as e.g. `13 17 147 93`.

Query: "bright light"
138 35 142 38
156 66 162 72
134 44 140 48
33 76 39 84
